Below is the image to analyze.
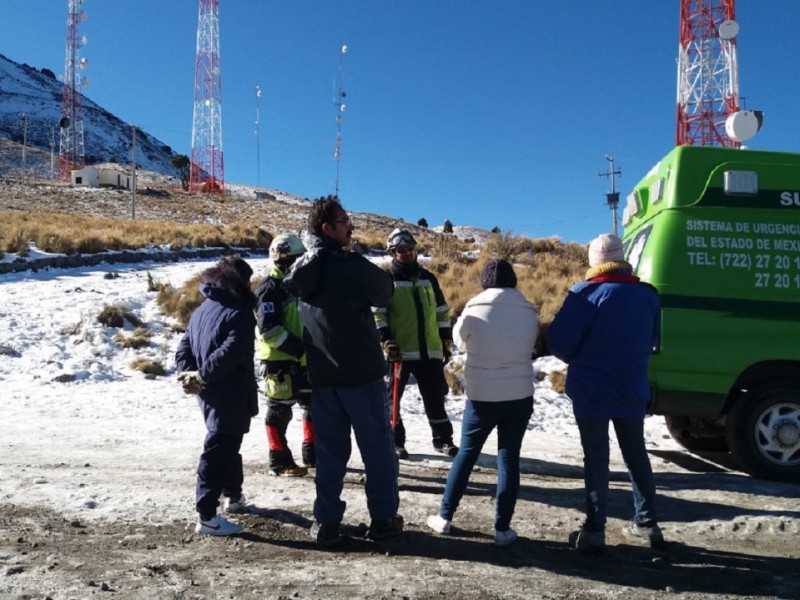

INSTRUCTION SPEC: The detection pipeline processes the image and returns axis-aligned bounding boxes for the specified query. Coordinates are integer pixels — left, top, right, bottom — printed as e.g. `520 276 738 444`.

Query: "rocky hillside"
0 52 177 177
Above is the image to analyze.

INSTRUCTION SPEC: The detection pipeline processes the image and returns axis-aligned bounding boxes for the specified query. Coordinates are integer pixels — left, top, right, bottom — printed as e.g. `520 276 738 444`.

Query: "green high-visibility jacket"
254 265 306 365
373 260 451 361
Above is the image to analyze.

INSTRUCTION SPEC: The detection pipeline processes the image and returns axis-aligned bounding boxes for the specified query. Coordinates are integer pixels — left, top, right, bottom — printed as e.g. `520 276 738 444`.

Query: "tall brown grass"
0 209 273 255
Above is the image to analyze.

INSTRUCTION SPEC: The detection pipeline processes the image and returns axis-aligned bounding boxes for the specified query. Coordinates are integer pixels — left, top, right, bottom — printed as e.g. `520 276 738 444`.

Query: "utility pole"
20 114 28 183
599 155 622 236
49 123 56 181
131 125 137 220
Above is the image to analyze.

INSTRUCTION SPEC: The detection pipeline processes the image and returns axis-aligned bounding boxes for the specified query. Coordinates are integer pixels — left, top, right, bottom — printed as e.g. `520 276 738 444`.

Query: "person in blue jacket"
546 233 665 554
175 255 259 537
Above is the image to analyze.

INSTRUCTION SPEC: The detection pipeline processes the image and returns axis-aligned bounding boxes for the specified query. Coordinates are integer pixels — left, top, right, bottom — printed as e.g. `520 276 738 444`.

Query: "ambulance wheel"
726 381 800 482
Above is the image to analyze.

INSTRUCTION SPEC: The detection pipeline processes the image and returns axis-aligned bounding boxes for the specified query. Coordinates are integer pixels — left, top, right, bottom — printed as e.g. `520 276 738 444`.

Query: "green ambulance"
621 145 800 482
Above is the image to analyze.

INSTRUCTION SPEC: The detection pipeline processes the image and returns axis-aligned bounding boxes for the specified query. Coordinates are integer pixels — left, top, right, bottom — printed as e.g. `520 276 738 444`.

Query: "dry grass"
1 178 590 344
0 209 272 254
129 357 165 376
113 327 152 349
97 303 143 328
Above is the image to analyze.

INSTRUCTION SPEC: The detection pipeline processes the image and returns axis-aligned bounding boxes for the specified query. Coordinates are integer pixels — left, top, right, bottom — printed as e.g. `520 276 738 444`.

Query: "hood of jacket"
200 266 257 310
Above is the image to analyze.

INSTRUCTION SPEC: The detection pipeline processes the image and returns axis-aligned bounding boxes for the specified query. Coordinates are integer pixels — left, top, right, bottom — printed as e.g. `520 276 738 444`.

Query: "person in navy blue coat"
547 233 665 554
175 255 259 536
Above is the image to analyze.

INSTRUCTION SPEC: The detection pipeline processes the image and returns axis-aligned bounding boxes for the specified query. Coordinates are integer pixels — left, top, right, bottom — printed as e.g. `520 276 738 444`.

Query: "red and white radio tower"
190 0 224 194
676 0 740 147
58 0 89 181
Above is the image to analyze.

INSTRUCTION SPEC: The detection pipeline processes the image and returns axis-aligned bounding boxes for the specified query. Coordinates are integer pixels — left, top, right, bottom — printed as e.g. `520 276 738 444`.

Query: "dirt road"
2 451 799 600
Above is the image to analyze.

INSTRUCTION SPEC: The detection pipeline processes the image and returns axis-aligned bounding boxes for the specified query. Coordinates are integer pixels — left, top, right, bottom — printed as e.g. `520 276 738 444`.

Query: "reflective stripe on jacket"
373 261 451 361
254 264 306 364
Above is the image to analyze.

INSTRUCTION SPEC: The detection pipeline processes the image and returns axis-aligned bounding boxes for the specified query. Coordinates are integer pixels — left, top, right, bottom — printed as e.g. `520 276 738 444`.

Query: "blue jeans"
576 417 658 532
439 397 533 532
311 378 400 525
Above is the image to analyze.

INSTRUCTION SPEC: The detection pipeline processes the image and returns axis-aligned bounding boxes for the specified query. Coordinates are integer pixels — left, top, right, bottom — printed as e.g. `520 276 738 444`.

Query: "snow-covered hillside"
0 52 177 176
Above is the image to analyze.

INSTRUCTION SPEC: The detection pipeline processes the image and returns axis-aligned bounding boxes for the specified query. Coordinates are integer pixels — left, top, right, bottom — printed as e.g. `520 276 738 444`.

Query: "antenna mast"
333 44 347 198
58 0 88 182
190 0 224 194
255 84 262 187
676 0 739 147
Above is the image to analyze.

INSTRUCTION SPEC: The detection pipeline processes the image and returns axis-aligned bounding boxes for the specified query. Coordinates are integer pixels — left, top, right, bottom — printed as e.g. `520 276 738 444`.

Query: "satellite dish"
81 35 88 46
726 110 764 142
59 117 70 129
719 19 739 40
81 76 90 87
79 57 89 68
79 11 87 22
341 44 348 54
340 104 346 112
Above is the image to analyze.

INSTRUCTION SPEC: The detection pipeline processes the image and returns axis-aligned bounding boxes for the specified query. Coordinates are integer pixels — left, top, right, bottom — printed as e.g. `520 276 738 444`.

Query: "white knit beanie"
588 233 625 267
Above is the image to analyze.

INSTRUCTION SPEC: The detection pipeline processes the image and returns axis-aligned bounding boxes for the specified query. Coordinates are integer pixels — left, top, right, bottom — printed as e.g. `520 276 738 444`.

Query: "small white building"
71 166 99 187
71 166 132 190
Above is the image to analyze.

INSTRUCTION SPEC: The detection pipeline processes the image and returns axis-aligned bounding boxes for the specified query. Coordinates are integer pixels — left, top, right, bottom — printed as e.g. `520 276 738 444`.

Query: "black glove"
281 334 305 359
382 339 402 362
442 339 453 362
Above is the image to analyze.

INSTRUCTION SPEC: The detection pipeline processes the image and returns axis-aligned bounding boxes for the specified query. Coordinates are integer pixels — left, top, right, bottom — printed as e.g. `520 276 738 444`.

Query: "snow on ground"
0 257 681 527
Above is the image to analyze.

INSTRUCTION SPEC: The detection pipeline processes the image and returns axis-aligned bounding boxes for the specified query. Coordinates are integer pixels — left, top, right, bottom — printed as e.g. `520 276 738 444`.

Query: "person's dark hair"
308 198 343 237
202 254 257 307
218 254 253 283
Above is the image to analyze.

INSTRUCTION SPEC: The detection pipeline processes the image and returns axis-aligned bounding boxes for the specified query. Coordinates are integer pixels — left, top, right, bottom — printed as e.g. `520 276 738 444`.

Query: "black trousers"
387 359 453 447
195 430 244 520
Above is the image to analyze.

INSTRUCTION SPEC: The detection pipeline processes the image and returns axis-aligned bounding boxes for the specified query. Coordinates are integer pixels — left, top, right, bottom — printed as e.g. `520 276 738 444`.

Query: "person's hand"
442 339 453 362
382 339 402 362
178 371 206 395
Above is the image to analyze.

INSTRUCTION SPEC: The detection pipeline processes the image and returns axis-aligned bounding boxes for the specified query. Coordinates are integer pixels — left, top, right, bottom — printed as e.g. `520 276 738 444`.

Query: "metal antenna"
190 0 225 194
598 155 622 236
59 0 88 182
333 43 347 197
255 84 262 187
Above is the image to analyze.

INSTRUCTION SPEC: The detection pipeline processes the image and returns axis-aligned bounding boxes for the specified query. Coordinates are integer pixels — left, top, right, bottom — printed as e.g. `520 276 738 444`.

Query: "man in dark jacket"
284 198 403 548
547 233 663 555
175 255 259 537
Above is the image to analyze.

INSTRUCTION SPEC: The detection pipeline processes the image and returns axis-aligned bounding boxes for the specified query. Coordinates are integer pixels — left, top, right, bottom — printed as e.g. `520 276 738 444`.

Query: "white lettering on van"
686 220 733 232
779 191 800 207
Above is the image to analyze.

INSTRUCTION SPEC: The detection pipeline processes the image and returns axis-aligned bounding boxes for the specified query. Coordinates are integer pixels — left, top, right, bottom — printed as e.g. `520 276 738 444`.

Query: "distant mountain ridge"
0 52 177 177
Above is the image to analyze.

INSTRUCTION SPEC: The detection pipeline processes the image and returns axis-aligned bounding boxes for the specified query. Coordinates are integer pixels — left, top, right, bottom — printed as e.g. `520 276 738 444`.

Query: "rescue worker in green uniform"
374 228 458 458
255 234 315 477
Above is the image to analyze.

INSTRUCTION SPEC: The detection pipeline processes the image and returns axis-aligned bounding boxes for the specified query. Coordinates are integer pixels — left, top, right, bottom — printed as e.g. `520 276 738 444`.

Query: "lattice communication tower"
190 0 224 194
676 0 740 147
58 0 89 181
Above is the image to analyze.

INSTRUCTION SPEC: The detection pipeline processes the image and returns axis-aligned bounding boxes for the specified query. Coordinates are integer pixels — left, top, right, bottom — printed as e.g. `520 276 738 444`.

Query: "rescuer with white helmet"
254 233 314 476
374 227 458 458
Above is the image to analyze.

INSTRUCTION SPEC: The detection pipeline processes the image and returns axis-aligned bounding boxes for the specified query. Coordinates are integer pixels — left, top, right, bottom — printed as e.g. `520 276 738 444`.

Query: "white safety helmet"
269 233 305 263
387 228 417 251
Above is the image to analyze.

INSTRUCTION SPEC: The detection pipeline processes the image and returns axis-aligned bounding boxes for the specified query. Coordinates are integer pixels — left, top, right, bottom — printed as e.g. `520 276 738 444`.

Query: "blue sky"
4 1 800 243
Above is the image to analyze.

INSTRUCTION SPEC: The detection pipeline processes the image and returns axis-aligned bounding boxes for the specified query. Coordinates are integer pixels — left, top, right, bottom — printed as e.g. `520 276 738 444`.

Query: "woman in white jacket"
427 259 538 547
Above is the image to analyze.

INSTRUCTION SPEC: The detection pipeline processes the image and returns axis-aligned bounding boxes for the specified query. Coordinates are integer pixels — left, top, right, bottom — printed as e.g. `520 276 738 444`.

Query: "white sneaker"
195 514 244 536
223 494 248 514
426 514 452 534
494 527 518 547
